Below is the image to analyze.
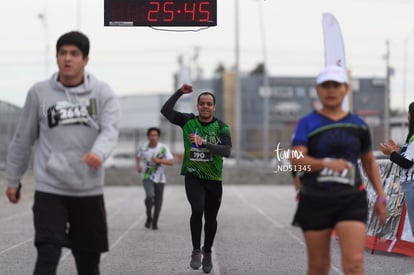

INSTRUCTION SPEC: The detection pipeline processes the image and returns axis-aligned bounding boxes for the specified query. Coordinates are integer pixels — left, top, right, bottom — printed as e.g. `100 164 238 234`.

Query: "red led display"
104 0 217 27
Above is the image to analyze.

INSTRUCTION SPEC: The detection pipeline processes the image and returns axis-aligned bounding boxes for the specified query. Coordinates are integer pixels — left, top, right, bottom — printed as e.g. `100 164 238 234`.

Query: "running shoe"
144 217 152 228
190 249 202 269
202 248 212 273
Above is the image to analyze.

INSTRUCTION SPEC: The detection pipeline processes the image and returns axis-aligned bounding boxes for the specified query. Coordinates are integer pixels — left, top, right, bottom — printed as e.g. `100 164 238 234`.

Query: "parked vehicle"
104 150 136 169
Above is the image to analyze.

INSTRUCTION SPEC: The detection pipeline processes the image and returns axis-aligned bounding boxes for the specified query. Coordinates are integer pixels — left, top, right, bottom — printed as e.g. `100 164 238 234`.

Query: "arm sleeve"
160 89 192 127
390 151 414 169
6 90 39 188
90 85 121 162
204 143 231 158
203 124 232 158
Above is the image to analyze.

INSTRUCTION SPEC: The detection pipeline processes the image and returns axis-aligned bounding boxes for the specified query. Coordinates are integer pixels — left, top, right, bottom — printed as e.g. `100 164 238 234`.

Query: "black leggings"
185 174 222 253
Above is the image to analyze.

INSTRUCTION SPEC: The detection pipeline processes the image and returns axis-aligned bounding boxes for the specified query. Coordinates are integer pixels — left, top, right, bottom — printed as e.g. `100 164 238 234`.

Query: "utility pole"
257 1 270 162
235 0 241 163
384 40 390 142
38 11 49 78
403 30 414 115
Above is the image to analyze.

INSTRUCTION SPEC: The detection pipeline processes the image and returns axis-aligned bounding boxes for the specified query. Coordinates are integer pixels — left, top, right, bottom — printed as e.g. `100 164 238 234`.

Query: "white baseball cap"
316 65 348 85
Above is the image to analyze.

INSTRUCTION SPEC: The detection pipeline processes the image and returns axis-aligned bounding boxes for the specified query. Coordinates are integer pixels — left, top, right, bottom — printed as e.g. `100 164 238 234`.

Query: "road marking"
101 187 172 261
0 188 142 263
0 211 30 224
231 186 283 229
0 237 33 256
59 190 141 263
101 216 144 261
231 186 303 243
212 247 221 275
230 186 344 275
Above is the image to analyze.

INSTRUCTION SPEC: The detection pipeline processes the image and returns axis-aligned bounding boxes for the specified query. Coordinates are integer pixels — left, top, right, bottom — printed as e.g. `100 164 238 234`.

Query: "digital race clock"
104 0 217 27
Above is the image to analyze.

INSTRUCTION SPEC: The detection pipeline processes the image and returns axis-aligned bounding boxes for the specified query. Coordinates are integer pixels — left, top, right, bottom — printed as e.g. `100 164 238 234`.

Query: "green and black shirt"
161 90 232 181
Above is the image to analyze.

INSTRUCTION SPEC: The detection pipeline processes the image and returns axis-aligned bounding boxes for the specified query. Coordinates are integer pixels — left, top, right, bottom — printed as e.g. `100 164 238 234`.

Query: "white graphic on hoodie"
47 99 97 128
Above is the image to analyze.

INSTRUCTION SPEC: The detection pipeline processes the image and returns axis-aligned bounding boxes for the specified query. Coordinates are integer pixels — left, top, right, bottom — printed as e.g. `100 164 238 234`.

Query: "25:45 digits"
147 1 212 22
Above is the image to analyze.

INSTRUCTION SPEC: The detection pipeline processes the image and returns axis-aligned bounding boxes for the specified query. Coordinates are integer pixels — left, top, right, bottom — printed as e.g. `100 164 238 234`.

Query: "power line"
358 0 414 4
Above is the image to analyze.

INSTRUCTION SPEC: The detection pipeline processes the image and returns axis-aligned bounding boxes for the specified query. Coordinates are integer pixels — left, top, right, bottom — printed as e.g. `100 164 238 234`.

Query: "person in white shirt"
380 101 414 237
136 127 174 230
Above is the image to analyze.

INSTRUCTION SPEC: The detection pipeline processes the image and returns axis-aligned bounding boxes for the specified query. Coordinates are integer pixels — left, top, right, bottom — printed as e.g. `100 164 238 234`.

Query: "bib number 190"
190 148 212 162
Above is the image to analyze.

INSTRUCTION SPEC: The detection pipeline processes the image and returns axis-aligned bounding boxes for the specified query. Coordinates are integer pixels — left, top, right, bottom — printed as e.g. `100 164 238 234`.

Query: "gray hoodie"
7 71 120 196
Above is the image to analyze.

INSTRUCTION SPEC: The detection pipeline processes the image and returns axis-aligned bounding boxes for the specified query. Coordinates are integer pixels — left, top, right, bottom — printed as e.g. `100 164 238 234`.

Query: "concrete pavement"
0 180 413 274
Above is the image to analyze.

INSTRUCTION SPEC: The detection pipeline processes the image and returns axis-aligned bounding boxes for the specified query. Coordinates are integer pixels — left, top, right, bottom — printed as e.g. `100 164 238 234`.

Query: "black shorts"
292 190 368 231
33 191 109 252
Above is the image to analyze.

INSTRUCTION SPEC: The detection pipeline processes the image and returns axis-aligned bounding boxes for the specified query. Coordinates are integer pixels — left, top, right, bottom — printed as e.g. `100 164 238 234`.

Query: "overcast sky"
1 0 414 110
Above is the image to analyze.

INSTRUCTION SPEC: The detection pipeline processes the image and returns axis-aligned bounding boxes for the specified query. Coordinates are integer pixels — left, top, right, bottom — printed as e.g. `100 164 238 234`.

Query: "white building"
116 93 195 156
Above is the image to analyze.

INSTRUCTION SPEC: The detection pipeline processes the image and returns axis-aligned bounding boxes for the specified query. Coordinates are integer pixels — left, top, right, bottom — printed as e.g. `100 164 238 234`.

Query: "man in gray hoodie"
6 31 120 275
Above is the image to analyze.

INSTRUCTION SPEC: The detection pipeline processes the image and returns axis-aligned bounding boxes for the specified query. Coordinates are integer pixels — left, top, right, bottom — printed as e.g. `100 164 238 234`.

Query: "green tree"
250 63 266 75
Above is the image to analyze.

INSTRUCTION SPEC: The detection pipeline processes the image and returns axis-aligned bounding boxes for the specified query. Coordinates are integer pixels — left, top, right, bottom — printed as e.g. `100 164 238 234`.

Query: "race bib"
317 161 355 186
47 99 97 128
189 147 212 162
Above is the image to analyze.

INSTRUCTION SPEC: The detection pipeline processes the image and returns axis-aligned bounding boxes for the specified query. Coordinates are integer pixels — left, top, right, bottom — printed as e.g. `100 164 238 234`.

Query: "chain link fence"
0 101 21 172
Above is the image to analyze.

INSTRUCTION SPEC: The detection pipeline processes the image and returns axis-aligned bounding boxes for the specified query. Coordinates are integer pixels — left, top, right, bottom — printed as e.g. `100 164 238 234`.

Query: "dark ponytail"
406 102 414 143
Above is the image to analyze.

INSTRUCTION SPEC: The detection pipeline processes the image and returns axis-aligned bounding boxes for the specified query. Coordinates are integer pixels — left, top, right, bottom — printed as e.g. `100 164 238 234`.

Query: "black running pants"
143 179 165 225
184 174 222 253
32 191 107 275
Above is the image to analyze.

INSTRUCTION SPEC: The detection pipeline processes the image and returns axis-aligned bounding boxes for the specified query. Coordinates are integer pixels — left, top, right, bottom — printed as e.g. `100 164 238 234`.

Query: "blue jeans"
401 180 414 236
